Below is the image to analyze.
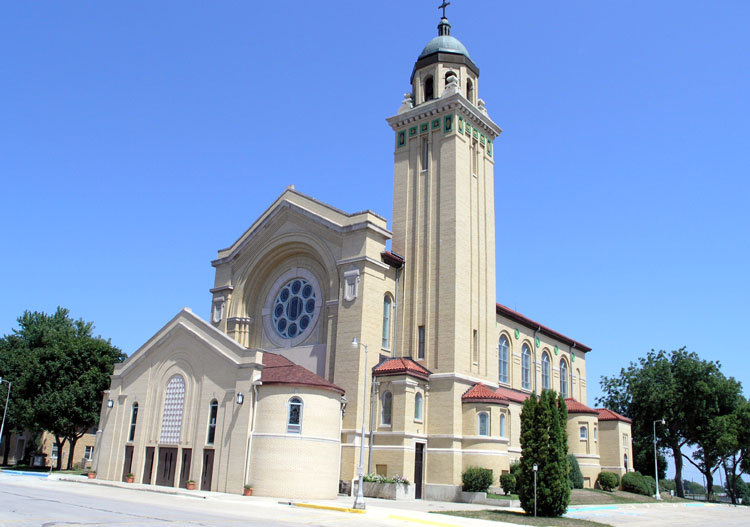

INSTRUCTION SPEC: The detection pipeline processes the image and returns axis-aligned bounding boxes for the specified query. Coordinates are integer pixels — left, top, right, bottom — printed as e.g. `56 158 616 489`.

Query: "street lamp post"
653 419 665 500
533 463 538 517
0 377 11 449
351 337 369 510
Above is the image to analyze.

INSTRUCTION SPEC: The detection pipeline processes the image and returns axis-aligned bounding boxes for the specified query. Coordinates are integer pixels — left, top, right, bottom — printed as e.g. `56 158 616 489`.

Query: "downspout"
367 376 378 474
393 266 401 357
570 343 576 399
245 380 261 487
338 395 346 490
533 326 541 391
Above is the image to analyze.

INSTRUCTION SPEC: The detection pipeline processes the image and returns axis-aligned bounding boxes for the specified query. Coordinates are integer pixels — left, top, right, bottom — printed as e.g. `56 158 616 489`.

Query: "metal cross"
438 1 450 18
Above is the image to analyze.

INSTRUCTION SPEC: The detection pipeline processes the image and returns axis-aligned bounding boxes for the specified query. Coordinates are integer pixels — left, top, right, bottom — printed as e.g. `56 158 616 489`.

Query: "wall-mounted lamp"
107 399 114 408
236 392 244 405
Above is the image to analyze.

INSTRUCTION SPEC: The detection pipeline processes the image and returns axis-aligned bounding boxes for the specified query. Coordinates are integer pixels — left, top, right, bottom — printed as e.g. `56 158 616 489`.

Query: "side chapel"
94 9 632 500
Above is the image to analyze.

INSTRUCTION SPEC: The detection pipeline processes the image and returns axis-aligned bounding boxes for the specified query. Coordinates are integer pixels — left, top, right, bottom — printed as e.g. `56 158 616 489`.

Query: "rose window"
272 278 317 339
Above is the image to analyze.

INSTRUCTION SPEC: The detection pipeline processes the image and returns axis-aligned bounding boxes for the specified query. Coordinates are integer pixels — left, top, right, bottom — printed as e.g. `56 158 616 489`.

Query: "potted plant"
124 473 135 483
243 484 253 496
87 471 97 479
186 480 196 490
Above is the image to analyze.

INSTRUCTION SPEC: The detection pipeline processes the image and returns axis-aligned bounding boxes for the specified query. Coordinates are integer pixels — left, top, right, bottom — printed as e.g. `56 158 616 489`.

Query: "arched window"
381 391 393 425
624 453 628 470
579 425 588 440
414 392 423 421
207 400 218 444
541 352 551 390
478 412 489 436
128 403 138 442
499 335 509 384
560 360 569 398
594 426 598 442
382 296 392 350
467 78 474 103
424 76 434 101
500 414 506 437
160 375 186 444
522 344 532 390
444 71 457 90
287 397 303 433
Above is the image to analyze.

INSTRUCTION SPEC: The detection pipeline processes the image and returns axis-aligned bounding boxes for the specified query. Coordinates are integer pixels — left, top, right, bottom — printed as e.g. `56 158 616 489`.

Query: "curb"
0 470 50 478
57 476 208 499
284 501 366 514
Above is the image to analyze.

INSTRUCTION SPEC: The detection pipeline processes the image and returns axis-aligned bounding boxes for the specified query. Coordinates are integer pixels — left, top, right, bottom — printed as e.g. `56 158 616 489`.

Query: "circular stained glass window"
272 278 317 339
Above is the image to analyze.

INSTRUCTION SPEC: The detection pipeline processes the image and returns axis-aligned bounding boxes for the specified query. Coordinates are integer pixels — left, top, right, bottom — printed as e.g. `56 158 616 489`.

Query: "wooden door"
414 443 425 499
122 445 134 482
155 447 177 487
142 447 155 484
201 449 214 491
178 449 192 489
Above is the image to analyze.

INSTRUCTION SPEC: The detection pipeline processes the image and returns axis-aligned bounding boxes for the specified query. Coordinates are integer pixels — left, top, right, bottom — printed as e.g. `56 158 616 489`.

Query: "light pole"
653 419 665 500
0 377 11 450
351 337 368 510
533 463 538 517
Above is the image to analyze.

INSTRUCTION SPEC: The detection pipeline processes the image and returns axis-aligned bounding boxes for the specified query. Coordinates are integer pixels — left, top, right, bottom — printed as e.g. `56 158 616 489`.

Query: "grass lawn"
488 492 519 500
569 488 687 505
440 510 611 527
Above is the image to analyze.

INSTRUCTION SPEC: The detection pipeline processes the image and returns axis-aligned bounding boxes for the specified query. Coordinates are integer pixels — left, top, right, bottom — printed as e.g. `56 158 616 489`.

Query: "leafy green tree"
633 435 667 480
598 348 744 499
718 399 750 504
0 308 124 469
519 391 570 516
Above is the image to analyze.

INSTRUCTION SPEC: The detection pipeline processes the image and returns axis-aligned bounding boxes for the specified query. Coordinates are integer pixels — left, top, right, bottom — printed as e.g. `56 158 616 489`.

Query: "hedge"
462 466 494 493
597 472 620 492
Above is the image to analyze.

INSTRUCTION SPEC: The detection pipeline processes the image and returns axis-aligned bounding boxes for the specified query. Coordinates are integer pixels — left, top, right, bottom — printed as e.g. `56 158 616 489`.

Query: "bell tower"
387 10 501 382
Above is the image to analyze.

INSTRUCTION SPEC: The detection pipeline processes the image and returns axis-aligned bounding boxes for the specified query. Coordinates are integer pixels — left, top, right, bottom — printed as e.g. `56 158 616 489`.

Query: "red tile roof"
261 352 344 394
495 303 591 352
381 250 405 268
565 398 599 415
596 408 633 424
462 383 509 404
372 357 431 380
495 386 532 404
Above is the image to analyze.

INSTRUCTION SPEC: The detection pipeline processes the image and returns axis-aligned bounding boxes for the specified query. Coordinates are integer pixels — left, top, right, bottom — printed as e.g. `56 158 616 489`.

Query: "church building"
94 9 632 500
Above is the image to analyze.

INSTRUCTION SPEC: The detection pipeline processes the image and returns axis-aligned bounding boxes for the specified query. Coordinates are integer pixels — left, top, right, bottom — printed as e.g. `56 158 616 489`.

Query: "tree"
718 399 750 505
519 391 570 516
0 308 124 469
597 348 744 499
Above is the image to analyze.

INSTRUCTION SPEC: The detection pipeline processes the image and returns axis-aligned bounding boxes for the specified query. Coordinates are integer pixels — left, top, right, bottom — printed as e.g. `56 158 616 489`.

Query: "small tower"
387 12 502 382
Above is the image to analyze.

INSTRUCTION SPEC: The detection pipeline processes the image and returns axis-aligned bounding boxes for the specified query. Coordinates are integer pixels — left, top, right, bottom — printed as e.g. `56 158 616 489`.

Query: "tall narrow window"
421 138 429 171
500 414 506 437
580 425 588 440
560 360 569 398
478 412 489 436
471 144 478 175
128 403 138 442
418 326 425 359
522 344 531 390
472 329 478 364
381 391 393 425
499 335 509 384
382 296 392 350
207 400 218 444
414 392 423 421
424 76 434 101
160 375 186 444
541 352 551 390
624 453 628 470
287 397 303 434
467 77 474 103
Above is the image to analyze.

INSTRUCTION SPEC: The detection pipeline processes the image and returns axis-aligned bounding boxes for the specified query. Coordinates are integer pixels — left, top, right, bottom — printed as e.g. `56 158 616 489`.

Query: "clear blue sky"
2 1 748 485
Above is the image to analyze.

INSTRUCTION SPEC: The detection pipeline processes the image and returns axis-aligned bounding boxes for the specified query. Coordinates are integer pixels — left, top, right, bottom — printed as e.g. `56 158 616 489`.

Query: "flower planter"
186 482 196 490
243 488 253 496
125 476 135 484
87 473 96 479
357 481 414 500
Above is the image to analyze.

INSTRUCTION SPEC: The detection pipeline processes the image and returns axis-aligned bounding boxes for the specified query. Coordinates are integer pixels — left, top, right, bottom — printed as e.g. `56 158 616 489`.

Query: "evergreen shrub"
622 471 651 496
597 472 620 492
500 473 516 495
568 455 584 489
462 466 494 493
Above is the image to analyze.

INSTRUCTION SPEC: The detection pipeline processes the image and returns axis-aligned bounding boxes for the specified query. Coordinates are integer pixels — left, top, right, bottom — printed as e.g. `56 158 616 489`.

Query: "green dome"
418 35 470 60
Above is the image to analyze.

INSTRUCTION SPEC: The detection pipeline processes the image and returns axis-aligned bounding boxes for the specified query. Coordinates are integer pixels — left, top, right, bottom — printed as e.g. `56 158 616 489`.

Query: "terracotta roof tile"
495 386 532 404
261 352 344 394
565 398 599 415
462 383 509 404
373 357 431 380
496 303 591 352
596 408 633 423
